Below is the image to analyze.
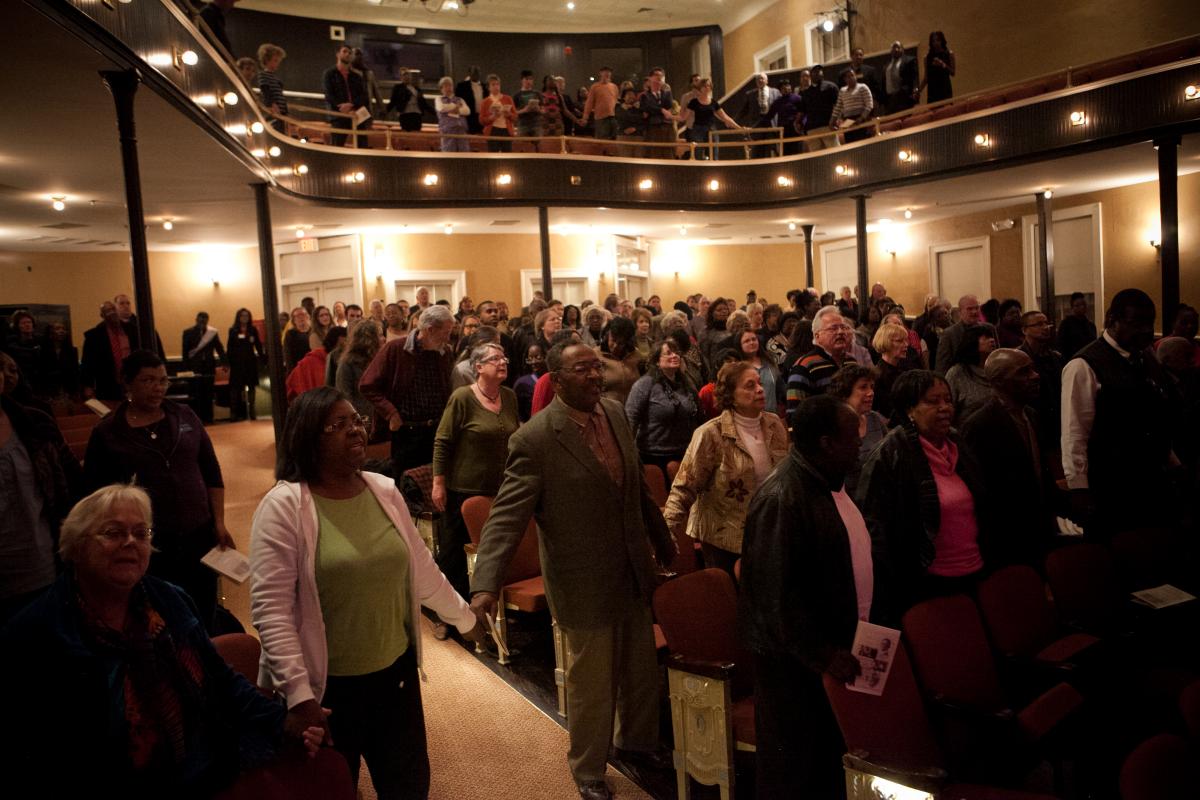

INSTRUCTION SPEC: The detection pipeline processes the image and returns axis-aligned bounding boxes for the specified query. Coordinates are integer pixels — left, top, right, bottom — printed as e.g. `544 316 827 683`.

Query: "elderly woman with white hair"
1 484 323 796
430 342 520 623
435 75 471 152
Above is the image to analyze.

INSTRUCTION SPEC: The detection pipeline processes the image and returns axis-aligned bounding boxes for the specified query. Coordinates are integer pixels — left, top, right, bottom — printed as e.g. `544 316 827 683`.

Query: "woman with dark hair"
760 303 783 340
736 328 782 414
252 387 485 798
83 349 231 631
698 297 732 379
857 370 991 615
944 324 997 421
227 308 264 421
540 74 565 137
664 360 788 576
917 31 956 103
996 299 1024 348
767 311 799 367
308 306 334 353
625 338 702 478
631 307 654 363
335 319 382 424
284 307 311 373
37 321 80 407
599 315 643 404
827 363 887 496
561 304 581 332
5 310 42 396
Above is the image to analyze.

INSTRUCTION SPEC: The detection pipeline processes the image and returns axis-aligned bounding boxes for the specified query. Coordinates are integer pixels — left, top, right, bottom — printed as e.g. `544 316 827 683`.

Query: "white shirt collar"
1101 329 1131 358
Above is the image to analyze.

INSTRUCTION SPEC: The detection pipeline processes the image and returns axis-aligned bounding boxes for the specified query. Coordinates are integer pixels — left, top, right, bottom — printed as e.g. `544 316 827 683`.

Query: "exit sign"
299 237 320 253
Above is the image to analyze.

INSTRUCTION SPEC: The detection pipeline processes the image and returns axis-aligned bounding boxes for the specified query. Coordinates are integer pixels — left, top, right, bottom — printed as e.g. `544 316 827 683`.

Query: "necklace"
477 385 500 403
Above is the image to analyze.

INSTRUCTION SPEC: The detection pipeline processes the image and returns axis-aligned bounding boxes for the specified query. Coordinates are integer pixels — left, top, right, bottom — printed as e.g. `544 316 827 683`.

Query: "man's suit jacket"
80 323 124 401
455 78 481 132
745 86 782 126
471 397 672 628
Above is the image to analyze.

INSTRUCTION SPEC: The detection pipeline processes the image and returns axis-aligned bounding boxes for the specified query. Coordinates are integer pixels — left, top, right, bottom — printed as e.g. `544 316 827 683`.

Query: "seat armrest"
668 654 735 682
931 694 1015 724
842 751 946 793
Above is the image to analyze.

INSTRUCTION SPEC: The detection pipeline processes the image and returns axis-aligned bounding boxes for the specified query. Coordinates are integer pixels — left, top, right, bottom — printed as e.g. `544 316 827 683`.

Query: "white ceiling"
2 0 1198 256
239 0 778 35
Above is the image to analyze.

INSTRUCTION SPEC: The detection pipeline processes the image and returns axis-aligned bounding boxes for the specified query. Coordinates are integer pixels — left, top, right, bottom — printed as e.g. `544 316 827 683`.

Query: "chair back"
461 495 493 546
665 460 681 485
902 594 1006 712
977 565 1057 658
643 464 668 507
653 568 750 694
1118 733 1193 800
504 518 542 584
1044 542 1121 631
1180 679 1200 739
1111 527 1178 591
215 748 355 800
212 633 262 685
823 645 945 773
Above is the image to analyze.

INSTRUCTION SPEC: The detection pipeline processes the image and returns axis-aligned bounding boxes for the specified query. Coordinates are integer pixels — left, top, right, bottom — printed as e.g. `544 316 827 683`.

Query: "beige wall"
3 171 1194 347
723 0 1200 96
0 248 263 358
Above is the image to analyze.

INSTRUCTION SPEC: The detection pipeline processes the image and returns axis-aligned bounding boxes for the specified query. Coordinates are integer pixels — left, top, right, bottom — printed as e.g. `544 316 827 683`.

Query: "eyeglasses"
822 324 853 333
566 361 604 375
134 375 171 387
94 525 154 545
322 414 373 434
481 355 509 365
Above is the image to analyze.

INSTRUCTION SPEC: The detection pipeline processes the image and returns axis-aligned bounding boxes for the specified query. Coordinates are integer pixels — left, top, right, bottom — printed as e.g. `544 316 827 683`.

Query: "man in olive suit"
470 341 676 800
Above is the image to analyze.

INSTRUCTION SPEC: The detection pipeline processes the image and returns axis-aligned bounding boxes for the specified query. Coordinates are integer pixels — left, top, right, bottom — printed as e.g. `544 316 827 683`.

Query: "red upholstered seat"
930 104 960 121
877 118 904 133
644 464 667 507
653 623 667 651
1034 632 1100 664
1015 682 1084 742
1136 38 1200 68
1118 733 1194 800
977 565 1101 667
731 696 755 746
654 568 752 699
899 111 934 128
503 575 547 613
212 633 261 684
1000 82 1044 103
1044 543 1124 633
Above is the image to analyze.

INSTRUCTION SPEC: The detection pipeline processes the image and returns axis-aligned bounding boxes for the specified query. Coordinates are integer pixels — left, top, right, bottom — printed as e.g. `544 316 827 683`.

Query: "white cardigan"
250 471 476 707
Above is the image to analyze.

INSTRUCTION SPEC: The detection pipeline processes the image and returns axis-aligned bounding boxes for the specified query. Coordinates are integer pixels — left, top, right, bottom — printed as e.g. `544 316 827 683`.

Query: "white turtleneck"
733 411 771 483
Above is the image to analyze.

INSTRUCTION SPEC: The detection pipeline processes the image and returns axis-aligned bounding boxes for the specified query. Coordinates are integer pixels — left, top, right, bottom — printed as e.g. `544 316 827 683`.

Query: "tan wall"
0 248 263 358
724 0 1200 97
648 240 809 306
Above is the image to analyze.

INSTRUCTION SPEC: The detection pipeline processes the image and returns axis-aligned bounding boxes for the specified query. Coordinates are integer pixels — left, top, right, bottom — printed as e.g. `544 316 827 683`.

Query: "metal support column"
854 196 869 307
538 206 553 302
101 69 155 349
1035 192 1056 325
801 224 815 289
1155 136 1181 331
253 183 288 444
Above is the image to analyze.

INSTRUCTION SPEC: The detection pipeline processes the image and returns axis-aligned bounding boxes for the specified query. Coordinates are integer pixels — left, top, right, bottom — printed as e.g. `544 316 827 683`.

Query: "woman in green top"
430 342 520 636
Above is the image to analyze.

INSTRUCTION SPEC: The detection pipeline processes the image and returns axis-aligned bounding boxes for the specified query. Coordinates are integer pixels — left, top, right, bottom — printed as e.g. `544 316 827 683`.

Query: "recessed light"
496 173 512 185
638 178 653 190
423 173 439 186
904 208 913 219
1043 189 1053 199
268 145 281 157
250 121 264 134
788 222 797 231
897 149 911 161
51 196 66 211
295 229 306 238
294 164 309 175
1069 110 1086 126
162 219 174 231
776 176 793 187
181 50 199 66
707 179 720 191
973 133 991 146
444 224 454 235
1185 84 1198 100
223 91 239 106
350 171 365 183
567 1 575 8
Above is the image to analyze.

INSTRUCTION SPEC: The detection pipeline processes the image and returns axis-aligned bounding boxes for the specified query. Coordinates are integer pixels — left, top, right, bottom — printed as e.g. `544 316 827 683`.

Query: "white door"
277 234 363 313
929 238 991 303
284 279 354 312
551 278 589 305
821 242 858 297
617 274 648 301
1022 204 1103 321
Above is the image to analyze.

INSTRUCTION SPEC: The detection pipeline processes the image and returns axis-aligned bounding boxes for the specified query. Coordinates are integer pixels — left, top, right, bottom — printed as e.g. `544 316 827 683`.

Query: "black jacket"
182 327 225 374
387 82 433 118
740 451 874 672
323 66 368 112
856 421 992 619
1 395 82 550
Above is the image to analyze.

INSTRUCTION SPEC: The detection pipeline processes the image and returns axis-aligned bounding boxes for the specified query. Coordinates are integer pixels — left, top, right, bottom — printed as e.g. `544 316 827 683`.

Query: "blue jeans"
593 116 618 140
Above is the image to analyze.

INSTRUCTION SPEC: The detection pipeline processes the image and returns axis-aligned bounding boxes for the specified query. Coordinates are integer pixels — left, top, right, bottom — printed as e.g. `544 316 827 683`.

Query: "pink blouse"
919 435 983 577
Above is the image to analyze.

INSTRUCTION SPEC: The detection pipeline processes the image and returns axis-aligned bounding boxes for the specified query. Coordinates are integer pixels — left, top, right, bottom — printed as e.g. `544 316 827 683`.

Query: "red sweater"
285 348 327 402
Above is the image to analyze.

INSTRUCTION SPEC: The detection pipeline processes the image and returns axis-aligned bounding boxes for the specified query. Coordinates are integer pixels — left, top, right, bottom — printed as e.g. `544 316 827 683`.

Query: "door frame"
1020 202 1103 312
928 236 992 302
391 270 467 306
754 36 791 74
275 233 364 311
820 238 858 295
519 268 594 306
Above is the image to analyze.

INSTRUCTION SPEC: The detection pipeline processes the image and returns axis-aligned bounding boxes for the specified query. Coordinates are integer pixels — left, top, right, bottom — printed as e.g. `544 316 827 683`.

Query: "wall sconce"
707 179 720 191
776 175 794 187
1186 84 1198 100
638 178 653 190
834 164 849 176
897 149 912 162
423 173 439 186
180 49 199 66
221 91 239 107
496 173 512 186
51 195 66 211
1150 238 1161 250
1069 110 1087 126
250 121 264 134
570 175 582 186
973 133 991 147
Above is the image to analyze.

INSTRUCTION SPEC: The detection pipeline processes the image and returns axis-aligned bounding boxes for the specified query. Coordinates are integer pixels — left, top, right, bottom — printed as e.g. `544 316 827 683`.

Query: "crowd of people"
201 0 957 159
1 273 1196 798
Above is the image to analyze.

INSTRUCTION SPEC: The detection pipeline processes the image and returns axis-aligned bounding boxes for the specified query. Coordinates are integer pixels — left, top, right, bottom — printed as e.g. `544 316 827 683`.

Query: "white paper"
846 621 901 696
201 546 251 584
1131 584 1196 609
353 106 372 125
84 398 112 417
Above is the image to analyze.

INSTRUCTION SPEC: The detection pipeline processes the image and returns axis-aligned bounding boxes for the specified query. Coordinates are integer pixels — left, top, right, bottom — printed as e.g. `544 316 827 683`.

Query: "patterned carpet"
209 420 651 800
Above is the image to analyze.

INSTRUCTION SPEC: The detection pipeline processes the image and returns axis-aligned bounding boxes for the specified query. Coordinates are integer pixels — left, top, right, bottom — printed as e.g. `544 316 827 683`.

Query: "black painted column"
101 69 155 349
538 206 553 302
1035 191 1056 325
801 224 815 289
253 183 288 444
1155 135 1181 331
854 196 869 306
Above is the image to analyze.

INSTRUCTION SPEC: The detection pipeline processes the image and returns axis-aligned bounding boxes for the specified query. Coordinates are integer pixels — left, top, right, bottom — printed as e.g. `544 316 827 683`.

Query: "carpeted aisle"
208 420 651 800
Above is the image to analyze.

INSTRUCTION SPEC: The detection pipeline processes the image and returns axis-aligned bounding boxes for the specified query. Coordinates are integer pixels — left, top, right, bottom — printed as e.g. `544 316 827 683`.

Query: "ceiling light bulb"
268 145 281 157
181 50 198 66
1043 189 1053 199
223 91 239 106
162 220 174 231
250 121 264 134
567 1 575 8
51 197 66 211
1186 84 1198 100
897 149 911 161
834 164 847 175
788 222 797 231
822 18 835 32
973 133 990 146
1069 110 1086 125
496 173 512 185
776 175 792 187
423 173 439 186
707 179 719 191
904 208 913 219
295 229 305 238
353 171 365 183
638 179 653 190
444 224 454 235
294 164 309 175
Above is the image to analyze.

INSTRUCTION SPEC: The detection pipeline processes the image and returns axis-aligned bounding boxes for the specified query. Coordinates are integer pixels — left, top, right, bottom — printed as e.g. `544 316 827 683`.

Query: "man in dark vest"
1061 288 1178 538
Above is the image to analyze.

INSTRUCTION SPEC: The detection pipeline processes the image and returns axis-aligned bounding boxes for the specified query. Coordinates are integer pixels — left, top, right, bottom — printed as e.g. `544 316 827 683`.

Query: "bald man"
960 349 1057 565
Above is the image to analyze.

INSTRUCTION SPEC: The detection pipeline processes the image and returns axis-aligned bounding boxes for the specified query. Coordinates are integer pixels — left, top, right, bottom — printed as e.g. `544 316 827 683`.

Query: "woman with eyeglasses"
430 343 520 631
83 350 232 633
1 483 325 796
252 387 485 798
